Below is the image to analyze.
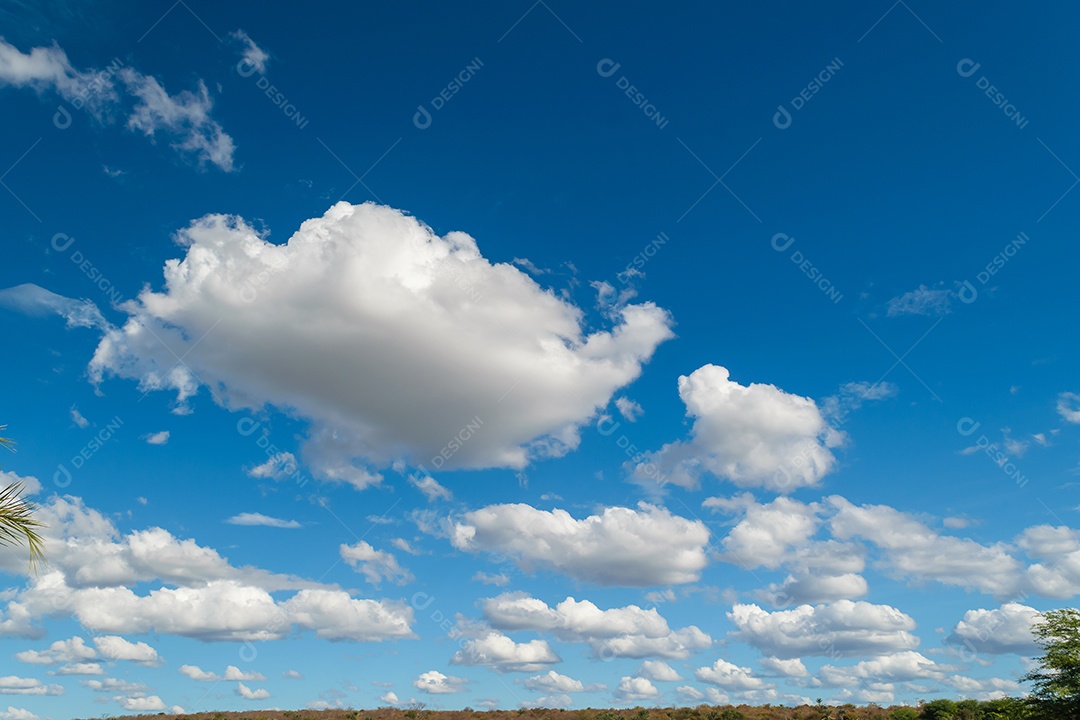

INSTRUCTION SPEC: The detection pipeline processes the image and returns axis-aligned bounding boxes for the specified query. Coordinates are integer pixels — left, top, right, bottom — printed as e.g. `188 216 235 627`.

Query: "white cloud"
70 406 89 429
0 39 234 170
637 661 681 682
1057 392 1080 423
413 670 468 694
79 202 672 485
759 657 808 677
451 632 560 672
675 685 704 702
633 365 840 492
0 707 40 720
93 635 161 666
283 588 415 641
947 603 1041 655
15 636 95 665
615 397 643 422
0 284 108 330
0 677 62 696
55 662 103 675
226 512 301 529
520 693 573 709
819 651 942 687
480 593 711 660
0 471 40 497
143 430 170 445
379 691 400 705
763 572 869 605
118 695 166 711
828 496 1023 598
452 503 709 586
728 600 919 659
283 670 303 679
340 541 413 586
236 682 270 700
410 475 452 502
613 676 658 703
391 538 420 555
720 496 820 568
522 671 585 693
232 30 269 74
473 572 509 586
225 666 267 681
694 658 771 691
120 69 235 171
249 452 298 479
179 665 218 682
886 284 953 317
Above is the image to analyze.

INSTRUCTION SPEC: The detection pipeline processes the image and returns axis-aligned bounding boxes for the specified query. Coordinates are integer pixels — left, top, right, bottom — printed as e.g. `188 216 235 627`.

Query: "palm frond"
0 425 14 453
0 482 46 573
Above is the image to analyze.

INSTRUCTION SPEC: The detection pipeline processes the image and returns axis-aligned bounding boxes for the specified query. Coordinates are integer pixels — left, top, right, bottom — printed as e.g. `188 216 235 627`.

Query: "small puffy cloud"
947 603 1041 655
452 503 709 586
249 452 298 479
79 202 672 485
235 686 268 699
380 691 400 705
283 670 303 679
282 589 415 641
340 541 413 587
1058 392 1080 423
614 676 658 703
0 677 63 696
759 657 807 677
0 284 108 329
522 671 584 693
227 512 301 529
70 406 89 429
179 665 218 682
93 635 161 666
615 397 643 422
520 693 573 709
118 695 166 711
695 658 771 691
225 666 267 681
819 651 942 687
720 496 820 569
633 365 840 492
637 661 681 682
763 571 869 605
410 475 452 502
828 496 1023 598
391 538 420 555
0 471 40 497
55 663 103 675
143 431 170 445
451 632 560 672
481 593 710 660
886 284 953 317
0 707 40 720
728 600 918 659
236 682 270 700
231 30 269 74
473 572 509 586
16 636 96 665
413 670 468 694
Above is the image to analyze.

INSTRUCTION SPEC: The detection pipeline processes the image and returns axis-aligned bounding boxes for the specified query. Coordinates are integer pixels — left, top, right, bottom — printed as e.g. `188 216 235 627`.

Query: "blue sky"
0 1 1078 716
